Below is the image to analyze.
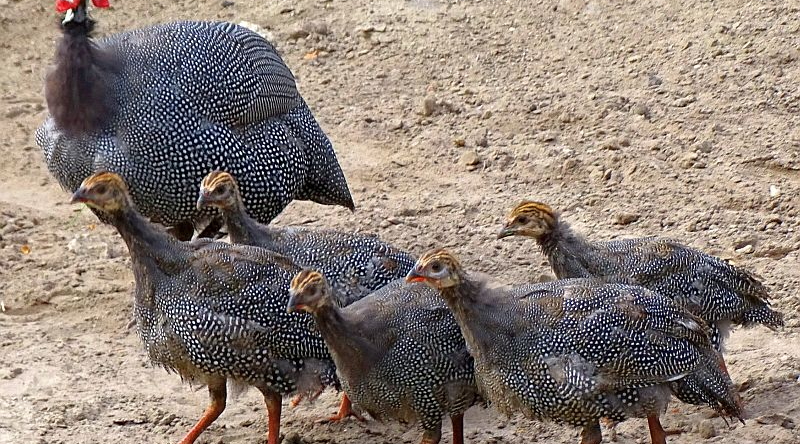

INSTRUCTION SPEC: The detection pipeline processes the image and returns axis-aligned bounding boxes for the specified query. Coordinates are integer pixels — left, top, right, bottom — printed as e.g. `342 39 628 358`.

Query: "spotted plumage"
408 249 743 444
498 201 783 350
38 1 353 240
288 270 480 444
70 171 338 444
198 171 415 306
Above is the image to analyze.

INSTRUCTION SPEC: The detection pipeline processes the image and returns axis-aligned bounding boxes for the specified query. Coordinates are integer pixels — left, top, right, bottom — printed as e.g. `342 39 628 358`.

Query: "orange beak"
405 270 427 284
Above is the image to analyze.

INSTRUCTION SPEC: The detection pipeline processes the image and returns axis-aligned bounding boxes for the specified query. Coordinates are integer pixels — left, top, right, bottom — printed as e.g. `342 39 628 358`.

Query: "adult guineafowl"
37 0 354 239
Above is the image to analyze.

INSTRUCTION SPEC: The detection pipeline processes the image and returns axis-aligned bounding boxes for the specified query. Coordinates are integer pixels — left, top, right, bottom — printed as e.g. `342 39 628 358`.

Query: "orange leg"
718 355 730 376
262 388 283 444
321 393 365 423
178 379 227 444
450 414 464 444
580 421 602 444
646 415 682 444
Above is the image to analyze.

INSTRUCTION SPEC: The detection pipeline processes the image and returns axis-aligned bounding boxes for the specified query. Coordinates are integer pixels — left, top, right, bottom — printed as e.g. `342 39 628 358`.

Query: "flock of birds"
33 1 784 444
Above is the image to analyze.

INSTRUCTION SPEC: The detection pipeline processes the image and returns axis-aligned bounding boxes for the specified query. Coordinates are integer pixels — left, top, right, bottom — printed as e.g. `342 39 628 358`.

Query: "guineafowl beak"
70 188 89 204
497 227 516 239
286 292 305 313
405 270 427 284
196 192 209 210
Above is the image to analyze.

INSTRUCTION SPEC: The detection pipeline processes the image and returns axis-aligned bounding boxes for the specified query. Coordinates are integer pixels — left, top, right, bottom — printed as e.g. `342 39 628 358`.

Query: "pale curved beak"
497 227 516 239
405 269 427 283
70 188 89 204
196 191 210 211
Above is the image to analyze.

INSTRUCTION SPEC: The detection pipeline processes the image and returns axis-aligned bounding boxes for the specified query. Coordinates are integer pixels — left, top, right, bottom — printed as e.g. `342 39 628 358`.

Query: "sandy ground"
1 0 799 443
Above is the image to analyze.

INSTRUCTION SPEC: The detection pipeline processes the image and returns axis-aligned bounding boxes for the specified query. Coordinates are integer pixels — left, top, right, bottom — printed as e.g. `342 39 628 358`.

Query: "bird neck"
111 205 192 270
312 303 385 383
536 220 594 278
441 276 510 364
45 7 118 137
221 197 280 247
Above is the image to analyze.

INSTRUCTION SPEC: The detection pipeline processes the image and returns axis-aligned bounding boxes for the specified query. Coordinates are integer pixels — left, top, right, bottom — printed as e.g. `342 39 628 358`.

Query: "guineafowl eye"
516 216 529 225
94 184 108 195
430 262 444 274
213 185 227 196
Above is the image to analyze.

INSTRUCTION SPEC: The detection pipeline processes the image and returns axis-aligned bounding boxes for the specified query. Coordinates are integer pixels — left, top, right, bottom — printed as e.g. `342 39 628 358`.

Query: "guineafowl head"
287 270 332 314
406 249 464 290
56 0 109 23
70 172 131 214
498 201 558 240
197 171 241 211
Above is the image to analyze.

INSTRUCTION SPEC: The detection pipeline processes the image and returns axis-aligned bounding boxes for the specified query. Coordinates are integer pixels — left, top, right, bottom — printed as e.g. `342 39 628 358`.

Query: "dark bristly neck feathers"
535 216 594 278
308 296 382 382
109 198 193 273
218 183 280 247
46 0 118 137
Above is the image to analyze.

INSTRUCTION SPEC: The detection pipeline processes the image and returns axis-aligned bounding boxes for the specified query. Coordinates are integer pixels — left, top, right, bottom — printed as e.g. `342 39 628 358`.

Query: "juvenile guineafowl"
408 249 743 444
39 0 354 240
498 201 783 369
287 270 480 444
70 172 340 444
198 170 415 307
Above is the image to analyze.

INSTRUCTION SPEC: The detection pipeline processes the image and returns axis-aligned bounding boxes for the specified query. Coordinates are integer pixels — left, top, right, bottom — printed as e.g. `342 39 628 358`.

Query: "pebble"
287 28 310 40
698 420 716 438
615 212 640 225
769 185 781 198
283 432 303 444
673 95 696 107
631 103 649 117
735 244 754 254
471 129 489 147
679 152 699 169
460 150 480 167
420 96 437 116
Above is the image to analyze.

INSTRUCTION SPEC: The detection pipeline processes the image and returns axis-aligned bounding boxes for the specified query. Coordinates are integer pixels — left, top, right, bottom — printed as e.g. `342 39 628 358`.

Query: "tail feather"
283 99 355 211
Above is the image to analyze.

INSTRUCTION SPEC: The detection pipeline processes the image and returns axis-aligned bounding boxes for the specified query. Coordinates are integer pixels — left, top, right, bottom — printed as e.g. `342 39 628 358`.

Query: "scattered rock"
0 367 23 380
387 119 404 131
698 419 716 439
678 152 700 169
673 95 696 107
470 129 489 147
287 28 310 40
735 244 754 255
459 150 480 168
755 414 795 429
420 96 438 116
283 432 303 444
453 137 466 147
695 140 713 153
537 130 559 143
615 212 640 225
769 185 781 198
631 103 649 117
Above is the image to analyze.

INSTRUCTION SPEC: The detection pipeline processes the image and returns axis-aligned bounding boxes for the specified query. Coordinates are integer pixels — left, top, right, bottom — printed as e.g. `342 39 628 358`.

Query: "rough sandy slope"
0 1 798 443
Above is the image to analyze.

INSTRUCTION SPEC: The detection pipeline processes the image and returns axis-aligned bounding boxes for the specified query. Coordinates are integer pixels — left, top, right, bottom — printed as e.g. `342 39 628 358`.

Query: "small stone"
673 95 696 107
631 103 649 117
648 74 663 87
460 150 480 166
769 185 781 198
679 152 699 169
453 138 466 147
220 0 235 7
420 96 438 116
387 119 404 131
287 28 310 40
0 367 23 380
735 244 754 254
537 130 558 143
698 419 716 439
283 432 303 444
471 129 489 147
615 212 640 225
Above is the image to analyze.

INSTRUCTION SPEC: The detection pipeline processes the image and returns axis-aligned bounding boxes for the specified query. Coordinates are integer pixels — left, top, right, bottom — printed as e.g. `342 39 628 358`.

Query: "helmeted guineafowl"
197 170 415 307
498 201 783 372
407 249 743 444
70 171 341 444
287 269 481 444
38 0 354 240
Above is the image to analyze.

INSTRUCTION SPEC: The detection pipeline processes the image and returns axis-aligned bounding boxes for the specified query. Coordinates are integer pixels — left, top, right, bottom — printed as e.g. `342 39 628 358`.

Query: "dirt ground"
1 0 799 443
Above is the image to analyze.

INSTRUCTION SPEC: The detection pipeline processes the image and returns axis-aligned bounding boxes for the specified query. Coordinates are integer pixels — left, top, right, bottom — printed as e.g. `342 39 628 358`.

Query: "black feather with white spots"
440 277 743 429
37 21 353 229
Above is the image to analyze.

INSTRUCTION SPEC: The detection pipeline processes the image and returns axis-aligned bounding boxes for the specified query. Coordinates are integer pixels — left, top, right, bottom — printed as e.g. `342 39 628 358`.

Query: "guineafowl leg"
261 388 283 444
450 414 464 444
177 378 227 444
580 421 602 444
646 415 682 444
323 393 365 423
